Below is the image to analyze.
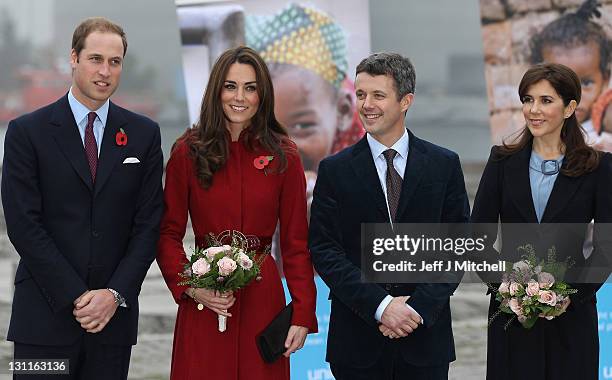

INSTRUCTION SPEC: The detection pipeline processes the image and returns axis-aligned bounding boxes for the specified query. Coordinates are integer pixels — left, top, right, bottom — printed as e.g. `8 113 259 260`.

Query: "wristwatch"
107 288 127 307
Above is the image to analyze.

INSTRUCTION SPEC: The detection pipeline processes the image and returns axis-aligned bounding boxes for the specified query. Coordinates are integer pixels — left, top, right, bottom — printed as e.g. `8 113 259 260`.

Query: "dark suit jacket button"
92 231 100 238
385 284 392 291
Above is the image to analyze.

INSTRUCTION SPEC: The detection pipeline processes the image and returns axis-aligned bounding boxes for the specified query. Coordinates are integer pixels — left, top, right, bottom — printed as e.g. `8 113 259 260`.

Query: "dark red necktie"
85 112 98 183
383 149 402 222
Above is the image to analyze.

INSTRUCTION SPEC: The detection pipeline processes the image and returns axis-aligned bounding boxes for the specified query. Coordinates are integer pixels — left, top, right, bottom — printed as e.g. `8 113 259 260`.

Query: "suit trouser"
12 334 131 380
330 343 449 380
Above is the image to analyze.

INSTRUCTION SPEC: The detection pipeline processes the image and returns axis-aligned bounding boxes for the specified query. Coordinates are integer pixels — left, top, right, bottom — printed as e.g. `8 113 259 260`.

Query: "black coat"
471 144 612 380
2 95 164 346
308 130 470 371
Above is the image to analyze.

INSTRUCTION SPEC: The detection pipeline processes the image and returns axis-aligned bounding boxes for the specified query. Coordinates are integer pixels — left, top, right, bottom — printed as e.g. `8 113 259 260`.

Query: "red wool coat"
157 135 318 380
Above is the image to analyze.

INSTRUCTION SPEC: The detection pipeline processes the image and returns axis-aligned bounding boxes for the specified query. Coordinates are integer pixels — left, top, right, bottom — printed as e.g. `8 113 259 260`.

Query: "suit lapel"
94 101 127 197
505 145 538 222
540 164 584 223
350 137 389 220
395 131 429 221
50 95 94 192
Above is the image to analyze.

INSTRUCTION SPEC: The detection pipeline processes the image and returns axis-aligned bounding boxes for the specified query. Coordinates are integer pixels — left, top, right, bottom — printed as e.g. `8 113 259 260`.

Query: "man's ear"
336 87 355 132
401 93 414 113
70 49 79 69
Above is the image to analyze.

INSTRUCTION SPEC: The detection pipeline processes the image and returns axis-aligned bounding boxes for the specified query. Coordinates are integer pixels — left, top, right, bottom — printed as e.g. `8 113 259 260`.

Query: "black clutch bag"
256 302 293 363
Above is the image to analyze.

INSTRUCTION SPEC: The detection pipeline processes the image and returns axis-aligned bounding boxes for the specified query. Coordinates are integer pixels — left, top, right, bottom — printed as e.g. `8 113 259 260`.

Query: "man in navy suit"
1 17 163 379
309 52 469 380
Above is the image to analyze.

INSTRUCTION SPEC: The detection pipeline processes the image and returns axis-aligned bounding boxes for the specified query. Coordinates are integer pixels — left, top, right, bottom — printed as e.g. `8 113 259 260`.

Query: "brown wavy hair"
181 46 289 188
499 63 600 177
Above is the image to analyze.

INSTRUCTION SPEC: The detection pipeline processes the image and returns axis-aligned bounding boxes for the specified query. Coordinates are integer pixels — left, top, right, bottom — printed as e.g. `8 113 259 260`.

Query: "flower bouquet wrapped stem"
179 231 268 332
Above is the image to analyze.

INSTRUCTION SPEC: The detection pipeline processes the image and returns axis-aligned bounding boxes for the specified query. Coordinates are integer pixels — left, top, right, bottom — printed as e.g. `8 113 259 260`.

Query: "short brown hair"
72 17 127 57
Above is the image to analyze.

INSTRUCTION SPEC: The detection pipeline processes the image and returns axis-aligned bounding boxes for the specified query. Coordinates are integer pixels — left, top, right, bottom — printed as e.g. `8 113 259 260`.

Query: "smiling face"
70 31 124 110
521 79 576 141
542 41 608 123
221 63 260 131
355 72 412 146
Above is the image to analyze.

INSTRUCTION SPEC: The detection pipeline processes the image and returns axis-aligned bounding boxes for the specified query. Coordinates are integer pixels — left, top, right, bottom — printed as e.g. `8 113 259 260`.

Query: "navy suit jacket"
2 94 163 346
309 130 469 368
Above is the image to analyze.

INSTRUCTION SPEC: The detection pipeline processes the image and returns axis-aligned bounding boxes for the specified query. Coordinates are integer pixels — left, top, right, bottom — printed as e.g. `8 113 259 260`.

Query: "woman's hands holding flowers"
187 288 235 317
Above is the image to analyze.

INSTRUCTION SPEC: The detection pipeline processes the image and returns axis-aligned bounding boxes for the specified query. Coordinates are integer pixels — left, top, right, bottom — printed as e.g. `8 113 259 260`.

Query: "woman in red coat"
157 46 318 379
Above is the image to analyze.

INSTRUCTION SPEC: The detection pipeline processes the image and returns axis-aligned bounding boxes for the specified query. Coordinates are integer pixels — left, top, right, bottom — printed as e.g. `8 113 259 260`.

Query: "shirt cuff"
375 295 393 322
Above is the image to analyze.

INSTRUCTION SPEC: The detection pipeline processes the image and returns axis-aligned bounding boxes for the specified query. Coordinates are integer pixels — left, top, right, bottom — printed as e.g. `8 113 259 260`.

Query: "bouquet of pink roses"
179 231 268 332
489 244 577 329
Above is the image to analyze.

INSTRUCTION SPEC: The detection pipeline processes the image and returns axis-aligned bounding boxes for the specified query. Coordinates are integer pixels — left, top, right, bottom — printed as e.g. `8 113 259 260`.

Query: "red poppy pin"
115 128 128 146
254 155 274 175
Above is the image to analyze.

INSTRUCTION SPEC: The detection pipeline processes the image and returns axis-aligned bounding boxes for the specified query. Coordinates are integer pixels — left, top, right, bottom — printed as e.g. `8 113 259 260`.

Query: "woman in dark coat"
472 63 612 380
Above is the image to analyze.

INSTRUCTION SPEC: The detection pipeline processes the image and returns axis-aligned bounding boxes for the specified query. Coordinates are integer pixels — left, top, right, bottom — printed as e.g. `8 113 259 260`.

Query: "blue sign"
599 283 612 380
283 277 334 380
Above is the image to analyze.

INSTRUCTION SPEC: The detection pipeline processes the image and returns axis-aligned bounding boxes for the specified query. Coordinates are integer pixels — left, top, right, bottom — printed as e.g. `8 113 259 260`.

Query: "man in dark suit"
309 52 469 380
1 17 163 379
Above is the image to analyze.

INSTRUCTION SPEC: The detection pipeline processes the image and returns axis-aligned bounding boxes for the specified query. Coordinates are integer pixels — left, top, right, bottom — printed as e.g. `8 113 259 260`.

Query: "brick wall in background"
479 0 612 144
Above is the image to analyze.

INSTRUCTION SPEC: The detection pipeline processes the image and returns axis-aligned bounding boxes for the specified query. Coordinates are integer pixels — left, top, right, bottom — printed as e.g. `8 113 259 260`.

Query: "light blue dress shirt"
366 130 423 324
529 151 563 223
67 88 109 156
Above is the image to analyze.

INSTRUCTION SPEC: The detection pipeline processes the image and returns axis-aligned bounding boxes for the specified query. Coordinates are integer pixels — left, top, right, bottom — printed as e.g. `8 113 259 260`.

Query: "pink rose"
508 298 523 316
191 258 211 276
517 315 528 323
217 257 237 276
525 280 540 297
537 272 555 289
512 260 530 273
509 282 523 296
204 245 232 260
498 282 510 294
538 290 557 306
236 251 253 270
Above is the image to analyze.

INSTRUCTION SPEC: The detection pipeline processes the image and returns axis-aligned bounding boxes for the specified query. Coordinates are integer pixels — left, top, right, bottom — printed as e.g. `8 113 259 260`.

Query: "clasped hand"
379 296 421 339
73 289 118 333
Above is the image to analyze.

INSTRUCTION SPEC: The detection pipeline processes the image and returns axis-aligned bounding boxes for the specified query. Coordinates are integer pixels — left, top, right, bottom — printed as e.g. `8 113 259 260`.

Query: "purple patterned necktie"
383 149 402 222
85 112 98 183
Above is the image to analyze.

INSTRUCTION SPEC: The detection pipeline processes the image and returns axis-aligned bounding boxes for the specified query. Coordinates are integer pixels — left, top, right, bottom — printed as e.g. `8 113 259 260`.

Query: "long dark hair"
499 63 600 177
181 46 289 189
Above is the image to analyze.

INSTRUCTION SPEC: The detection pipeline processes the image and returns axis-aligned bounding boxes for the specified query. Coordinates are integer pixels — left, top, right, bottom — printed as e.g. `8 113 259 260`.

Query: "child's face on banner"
273 67 339 173
542 41 608 124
